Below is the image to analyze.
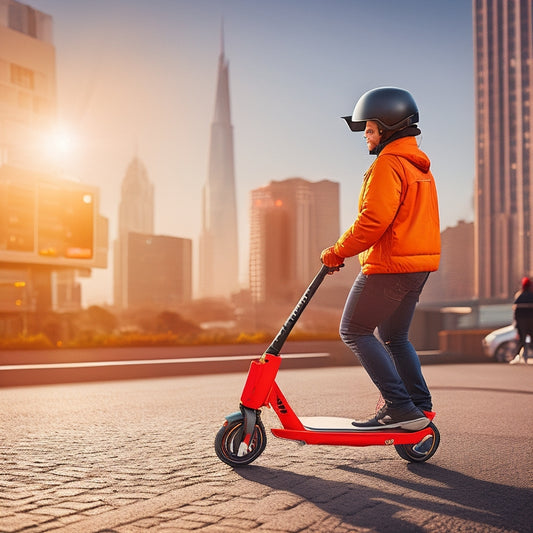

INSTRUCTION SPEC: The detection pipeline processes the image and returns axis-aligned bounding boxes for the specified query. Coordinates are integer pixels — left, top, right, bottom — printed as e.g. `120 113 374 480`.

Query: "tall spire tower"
199 28 239 298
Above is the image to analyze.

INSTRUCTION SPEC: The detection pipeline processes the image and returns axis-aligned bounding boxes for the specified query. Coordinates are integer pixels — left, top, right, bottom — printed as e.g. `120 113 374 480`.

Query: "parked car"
482 325 518 363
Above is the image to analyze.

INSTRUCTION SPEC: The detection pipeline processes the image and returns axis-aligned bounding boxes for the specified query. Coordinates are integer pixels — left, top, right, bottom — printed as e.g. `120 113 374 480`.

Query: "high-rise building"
114 157 192 310
421 220 475 305
0 0 55 171
250 177 340 303
473 0 533 302
0 0 107 317
117 157 154 236
125 232 192 309
114 156 154 308
199 35 239 298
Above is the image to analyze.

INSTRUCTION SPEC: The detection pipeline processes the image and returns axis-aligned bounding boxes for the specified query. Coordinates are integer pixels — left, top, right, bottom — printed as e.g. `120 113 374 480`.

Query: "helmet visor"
342 115 365 132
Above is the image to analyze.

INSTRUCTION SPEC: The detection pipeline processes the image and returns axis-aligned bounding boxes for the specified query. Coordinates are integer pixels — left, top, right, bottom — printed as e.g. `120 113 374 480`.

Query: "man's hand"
321 246 345 269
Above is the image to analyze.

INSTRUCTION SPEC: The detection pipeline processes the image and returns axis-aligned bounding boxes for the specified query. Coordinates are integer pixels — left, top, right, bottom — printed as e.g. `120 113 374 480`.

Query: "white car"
482 325 519 363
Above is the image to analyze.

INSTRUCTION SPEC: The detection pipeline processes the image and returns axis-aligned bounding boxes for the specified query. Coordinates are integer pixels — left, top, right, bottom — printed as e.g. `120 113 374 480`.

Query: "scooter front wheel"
215 417 267 467
394 422 440 463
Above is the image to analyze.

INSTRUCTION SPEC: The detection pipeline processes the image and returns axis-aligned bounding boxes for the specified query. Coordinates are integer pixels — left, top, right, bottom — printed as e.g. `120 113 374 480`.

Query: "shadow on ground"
237 462 531 532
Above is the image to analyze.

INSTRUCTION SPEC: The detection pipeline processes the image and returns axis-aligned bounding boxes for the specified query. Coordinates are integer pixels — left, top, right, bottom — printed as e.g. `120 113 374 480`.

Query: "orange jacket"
334 136 440 274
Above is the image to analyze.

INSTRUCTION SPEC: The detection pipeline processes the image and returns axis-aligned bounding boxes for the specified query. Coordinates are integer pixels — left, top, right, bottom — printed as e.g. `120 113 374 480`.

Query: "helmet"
343 87 419 132
522 277 531 290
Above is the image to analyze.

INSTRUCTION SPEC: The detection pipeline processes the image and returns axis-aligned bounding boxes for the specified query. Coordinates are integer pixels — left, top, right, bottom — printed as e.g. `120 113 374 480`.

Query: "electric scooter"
215 264 440 467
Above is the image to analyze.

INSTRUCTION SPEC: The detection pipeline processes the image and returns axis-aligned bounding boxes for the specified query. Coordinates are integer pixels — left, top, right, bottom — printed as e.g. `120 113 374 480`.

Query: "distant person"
511 277 533 364
321 87 441 430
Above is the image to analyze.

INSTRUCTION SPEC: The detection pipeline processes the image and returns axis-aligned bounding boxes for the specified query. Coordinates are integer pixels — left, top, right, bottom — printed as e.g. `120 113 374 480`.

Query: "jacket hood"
380 135 431 173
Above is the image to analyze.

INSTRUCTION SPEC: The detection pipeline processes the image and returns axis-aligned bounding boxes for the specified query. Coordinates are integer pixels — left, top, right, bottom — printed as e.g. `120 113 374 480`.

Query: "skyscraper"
0 0 107 316
0 0 55 171
114 157 193 310
113 156 154 308
249 177 340 303
420 220 475 305
199 34 239 298
473 0 533 302
125 232 192 309
117 157 154 236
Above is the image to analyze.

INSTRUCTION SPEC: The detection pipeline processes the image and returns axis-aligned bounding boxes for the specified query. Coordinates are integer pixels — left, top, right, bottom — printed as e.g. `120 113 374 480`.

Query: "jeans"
515 318 533 361
340 271 432 411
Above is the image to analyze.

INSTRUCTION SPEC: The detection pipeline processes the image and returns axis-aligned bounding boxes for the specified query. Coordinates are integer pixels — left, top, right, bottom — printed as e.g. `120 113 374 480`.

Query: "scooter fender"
222 406 259 438
223 410 244 424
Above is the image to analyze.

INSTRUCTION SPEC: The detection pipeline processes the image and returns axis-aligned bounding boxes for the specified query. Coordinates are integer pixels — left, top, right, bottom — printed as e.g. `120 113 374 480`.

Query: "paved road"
1 364 532 532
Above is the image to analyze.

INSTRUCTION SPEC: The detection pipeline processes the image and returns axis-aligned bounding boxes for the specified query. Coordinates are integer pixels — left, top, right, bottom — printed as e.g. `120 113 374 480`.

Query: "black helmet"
343 87 419 132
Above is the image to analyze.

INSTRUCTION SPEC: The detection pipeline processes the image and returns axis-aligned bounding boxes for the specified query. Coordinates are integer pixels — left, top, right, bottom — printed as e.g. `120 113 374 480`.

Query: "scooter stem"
262 264 332 359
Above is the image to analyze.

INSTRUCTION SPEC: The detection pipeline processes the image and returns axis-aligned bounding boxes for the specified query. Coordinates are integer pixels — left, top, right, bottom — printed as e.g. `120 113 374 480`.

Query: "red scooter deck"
271 415 435 446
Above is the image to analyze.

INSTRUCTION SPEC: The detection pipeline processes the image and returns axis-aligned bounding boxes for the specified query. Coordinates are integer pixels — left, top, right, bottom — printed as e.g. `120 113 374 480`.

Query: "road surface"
1 363 532 532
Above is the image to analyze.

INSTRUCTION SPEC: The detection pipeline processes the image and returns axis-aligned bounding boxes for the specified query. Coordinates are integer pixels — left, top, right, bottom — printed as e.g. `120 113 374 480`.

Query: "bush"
0 334 54 350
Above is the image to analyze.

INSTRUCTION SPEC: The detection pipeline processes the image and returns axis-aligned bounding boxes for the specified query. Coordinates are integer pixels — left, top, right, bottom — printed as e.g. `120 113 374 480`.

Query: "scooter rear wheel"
394 422 440 463
215 417 267 467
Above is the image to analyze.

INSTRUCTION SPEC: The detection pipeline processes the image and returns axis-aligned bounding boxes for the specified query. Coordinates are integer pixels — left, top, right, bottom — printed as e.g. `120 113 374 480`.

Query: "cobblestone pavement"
1 364 532 532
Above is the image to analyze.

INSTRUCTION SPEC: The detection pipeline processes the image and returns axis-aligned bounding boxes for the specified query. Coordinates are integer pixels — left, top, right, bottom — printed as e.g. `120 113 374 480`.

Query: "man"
321 87 440 430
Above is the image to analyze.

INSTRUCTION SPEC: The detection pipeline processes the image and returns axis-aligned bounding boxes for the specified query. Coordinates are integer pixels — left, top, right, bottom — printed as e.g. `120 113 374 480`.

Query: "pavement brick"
80 504 117 515
54 501 101 512
257 501 326 532
114 525 150 533
47 488 87 498
214 516 261 530
0 490 37 502
0 514 48 533
35 506 76 518
157 519 206 530
125 517 161 528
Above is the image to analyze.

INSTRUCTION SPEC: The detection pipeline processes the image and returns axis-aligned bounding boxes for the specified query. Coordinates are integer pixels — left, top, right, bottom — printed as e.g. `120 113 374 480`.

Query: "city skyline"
26 0 474 305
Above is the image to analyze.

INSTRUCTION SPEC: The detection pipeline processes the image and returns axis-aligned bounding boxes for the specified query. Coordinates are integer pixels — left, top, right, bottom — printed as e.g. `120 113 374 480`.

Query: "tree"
155 311 201 335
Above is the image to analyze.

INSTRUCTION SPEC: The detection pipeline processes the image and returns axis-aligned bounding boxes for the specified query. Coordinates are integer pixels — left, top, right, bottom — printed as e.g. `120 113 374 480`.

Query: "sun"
50 126 77 157
42 123 79 168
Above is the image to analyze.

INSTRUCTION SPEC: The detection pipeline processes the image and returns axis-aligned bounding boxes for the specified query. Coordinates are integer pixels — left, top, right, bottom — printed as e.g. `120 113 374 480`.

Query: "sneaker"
352 404 429 431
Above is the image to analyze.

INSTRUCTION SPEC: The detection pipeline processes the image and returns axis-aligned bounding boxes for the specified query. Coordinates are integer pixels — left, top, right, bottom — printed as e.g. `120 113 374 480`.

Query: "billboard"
0 166 104 268
37 183 94 260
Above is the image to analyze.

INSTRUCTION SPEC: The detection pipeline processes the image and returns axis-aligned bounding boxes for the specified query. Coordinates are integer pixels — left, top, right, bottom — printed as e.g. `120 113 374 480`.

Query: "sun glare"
52 127 76 156
43 125 78 164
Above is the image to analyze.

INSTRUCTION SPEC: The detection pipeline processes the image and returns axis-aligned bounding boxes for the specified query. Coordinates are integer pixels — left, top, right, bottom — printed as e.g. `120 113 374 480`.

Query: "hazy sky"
28 0 474 305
